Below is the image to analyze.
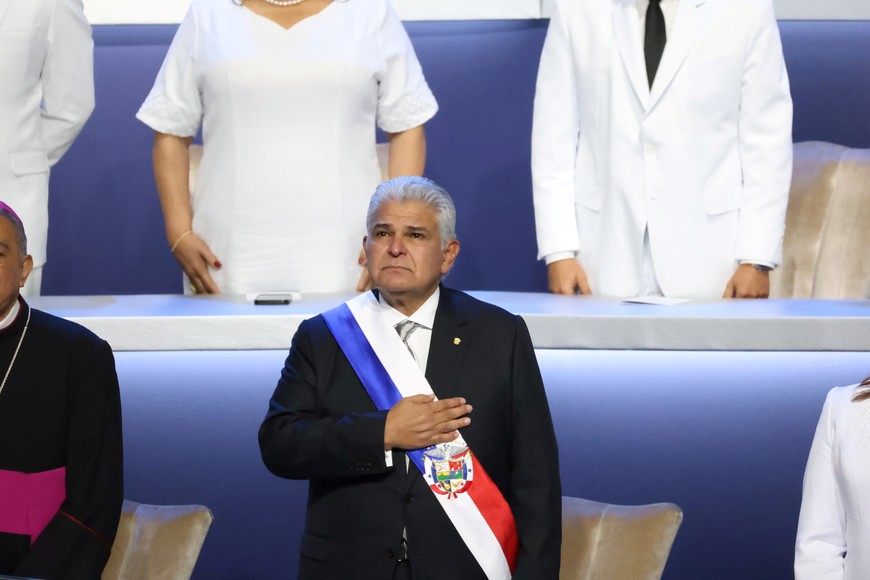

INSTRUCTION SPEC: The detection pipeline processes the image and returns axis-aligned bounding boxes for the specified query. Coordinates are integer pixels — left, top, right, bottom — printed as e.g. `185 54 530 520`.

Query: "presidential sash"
321 292 518 579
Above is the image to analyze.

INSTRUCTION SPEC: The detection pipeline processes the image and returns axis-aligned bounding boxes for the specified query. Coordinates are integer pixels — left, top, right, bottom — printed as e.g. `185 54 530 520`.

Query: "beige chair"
560 496 683 580
102 500 214 580
770 141 870 299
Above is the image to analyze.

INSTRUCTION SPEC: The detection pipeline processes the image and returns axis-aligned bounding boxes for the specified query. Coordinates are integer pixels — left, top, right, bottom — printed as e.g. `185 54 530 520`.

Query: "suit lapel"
647 0 708 111
425 288 469 401
612 0 650 108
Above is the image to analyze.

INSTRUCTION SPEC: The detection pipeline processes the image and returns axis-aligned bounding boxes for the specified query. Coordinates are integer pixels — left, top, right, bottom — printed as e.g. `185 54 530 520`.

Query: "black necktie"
644 0 666 88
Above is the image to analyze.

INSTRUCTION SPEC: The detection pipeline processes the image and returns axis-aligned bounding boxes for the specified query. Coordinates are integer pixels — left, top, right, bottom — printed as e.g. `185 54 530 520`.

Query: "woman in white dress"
795 375 870 580
137 0 437 294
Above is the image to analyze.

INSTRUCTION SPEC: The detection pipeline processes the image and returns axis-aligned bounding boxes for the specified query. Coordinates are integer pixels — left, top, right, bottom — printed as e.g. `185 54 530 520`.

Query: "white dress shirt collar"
636 0 680 38
376 286 440 331
0 299 21 331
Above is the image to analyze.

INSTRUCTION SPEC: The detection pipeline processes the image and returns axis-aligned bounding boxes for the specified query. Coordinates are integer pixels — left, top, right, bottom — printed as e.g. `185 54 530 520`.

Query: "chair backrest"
102 500 214 580
771 141 870 299
560 496 683 580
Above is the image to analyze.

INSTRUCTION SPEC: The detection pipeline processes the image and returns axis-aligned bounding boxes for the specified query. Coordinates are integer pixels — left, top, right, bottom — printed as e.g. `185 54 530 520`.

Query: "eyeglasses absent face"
365 199 458 314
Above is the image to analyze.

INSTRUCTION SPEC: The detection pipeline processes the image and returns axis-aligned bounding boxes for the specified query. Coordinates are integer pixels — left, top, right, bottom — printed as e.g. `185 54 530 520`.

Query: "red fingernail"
214 260 222 268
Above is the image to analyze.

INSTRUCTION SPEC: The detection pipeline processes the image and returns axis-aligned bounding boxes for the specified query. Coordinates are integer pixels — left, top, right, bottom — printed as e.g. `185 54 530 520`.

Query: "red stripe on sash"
466 456 519 573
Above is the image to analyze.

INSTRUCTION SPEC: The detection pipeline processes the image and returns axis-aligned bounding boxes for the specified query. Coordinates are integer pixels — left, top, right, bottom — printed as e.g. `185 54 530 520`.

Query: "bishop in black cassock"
0 202 123 578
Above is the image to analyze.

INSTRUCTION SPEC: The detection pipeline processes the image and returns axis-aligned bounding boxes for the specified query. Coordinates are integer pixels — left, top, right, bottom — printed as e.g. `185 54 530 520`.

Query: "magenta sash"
0 467 66 544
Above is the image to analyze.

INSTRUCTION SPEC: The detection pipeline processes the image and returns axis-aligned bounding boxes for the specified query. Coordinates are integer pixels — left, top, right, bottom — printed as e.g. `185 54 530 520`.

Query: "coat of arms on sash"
422 442 474 499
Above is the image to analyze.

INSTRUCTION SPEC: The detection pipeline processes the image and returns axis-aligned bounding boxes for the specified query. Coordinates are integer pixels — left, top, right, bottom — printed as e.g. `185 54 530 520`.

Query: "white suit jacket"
795 385 870 580
532 0 792 298
0 0 93 267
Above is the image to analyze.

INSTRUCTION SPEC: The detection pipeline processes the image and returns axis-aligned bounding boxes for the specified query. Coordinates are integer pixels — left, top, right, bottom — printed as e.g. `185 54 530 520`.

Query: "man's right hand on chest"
384 395 472 450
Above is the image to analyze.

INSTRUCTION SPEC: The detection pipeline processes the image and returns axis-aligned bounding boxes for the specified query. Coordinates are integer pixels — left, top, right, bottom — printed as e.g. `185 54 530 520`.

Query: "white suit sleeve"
136 4 203 138
735 0 793 266
374 0 437 134
531 0 582 261
41 0 94 166
795 388 847 580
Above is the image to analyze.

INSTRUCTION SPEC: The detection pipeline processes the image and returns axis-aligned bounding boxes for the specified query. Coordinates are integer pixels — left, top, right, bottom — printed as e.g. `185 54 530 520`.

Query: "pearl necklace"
262 0 309 6
0 306 29 397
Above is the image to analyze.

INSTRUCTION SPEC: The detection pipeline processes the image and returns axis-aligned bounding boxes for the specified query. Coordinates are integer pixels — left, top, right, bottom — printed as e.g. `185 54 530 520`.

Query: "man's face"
0 217 31 317
365 199 459 309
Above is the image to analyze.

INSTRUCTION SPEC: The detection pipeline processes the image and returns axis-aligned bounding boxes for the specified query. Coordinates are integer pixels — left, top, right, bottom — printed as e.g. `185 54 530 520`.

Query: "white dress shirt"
0 300 21 330
637 0 680 39
378 287 440 467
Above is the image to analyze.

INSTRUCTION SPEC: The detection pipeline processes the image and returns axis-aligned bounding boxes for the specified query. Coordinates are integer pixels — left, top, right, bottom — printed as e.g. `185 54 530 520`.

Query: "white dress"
136 0 437 294
795 385 870 580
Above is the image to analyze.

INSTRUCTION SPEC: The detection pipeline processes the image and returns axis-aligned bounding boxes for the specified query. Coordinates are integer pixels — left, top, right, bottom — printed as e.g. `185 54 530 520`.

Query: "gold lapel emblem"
453 338 461 346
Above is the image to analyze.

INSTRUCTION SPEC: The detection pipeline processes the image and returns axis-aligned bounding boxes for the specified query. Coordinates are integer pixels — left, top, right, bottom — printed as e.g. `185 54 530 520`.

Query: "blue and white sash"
321 292 518 579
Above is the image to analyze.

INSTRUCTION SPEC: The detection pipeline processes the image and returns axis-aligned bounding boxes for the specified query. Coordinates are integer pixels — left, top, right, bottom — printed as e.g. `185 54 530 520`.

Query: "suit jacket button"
386 549 395 559
406 494 414 504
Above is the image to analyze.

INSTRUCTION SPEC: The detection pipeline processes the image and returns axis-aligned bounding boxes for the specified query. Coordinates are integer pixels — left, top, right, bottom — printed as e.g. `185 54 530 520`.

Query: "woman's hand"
355 248 371 292
172 231 222 294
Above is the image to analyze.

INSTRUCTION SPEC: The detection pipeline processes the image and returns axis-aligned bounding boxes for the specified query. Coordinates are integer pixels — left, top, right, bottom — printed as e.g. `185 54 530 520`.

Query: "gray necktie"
395 320 420 362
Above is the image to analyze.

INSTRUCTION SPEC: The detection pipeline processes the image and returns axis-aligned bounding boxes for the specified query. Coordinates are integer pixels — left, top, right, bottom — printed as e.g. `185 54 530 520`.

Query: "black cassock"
0 299 123 578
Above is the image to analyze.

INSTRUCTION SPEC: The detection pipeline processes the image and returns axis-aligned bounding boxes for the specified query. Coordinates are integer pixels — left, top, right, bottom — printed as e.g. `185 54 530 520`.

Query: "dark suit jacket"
259 287 561 580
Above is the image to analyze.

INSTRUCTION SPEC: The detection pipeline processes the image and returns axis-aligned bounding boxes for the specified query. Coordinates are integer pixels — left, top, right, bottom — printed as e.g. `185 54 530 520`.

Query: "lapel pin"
453 338 461 345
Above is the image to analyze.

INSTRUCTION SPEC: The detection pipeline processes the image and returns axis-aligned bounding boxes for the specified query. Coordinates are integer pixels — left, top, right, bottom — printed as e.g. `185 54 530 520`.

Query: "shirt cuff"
544 251 577 265
740 260 775 270
384 450 393 468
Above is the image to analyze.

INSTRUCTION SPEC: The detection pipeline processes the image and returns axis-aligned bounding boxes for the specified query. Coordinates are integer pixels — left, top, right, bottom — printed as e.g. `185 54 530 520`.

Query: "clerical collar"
376 286 440 330
0 298 21 331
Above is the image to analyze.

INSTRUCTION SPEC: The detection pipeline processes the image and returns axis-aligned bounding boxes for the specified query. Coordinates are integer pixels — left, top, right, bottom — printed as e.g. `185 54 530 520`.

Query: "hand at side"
723 263 770 298
547 258 592 295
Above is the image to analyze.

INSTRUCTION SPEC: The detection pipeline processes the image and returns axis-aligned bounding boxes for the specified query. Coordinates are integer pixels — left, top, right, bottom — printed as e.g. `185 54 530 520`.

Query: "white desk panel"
30 293 870 352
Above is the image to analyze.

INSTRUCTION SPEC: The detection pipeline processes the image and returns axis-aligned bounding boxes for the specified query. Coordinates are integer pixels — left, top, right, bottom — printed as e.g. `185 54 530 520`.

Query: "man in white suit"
532 0 792 299
0 0 94 295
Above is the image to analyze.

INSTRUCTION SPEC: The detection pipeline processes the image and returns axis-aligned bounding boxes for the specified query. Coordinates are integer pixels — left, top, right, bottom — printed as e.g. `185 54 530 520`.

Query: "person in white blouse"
137 0 437 295
795 376 870 580
531 0 792 299
0 0 94 296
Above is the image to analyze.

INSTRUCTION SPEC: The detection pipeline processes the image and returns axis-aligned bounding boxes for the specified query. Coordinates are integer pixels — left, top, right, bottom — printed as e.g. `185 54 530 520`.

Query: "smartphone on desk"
253 292 297 305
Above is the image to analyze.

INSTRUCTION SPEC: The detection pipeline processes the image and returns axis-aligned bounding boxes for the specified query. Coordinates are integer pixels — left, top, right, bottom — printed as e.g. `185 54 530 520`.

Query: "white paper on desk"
622 296 690 305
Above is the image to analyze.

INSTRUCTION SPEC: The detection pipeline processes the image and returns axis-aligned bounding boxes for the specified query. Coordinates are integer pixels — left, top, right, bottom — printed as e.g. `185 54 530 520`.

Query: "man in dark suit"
259 176 561 580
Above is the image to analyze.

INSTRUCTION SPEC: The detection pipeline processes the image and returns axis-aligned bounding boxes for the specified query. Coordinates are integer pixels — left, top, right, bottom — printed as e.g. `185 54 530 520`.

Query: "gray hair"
0 206 27 258
366 176 457 248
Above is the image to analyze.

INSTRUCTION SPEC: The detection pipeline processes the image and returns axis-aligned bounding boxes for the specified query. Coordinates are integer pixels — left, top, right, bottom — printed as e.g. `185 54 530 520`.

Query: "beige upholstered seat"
771 141 870 299
102 500 214 580
560 496 683 580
